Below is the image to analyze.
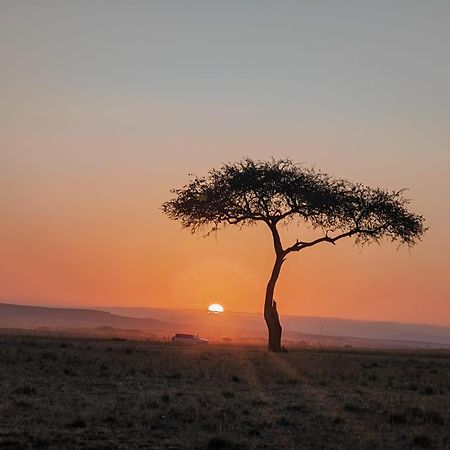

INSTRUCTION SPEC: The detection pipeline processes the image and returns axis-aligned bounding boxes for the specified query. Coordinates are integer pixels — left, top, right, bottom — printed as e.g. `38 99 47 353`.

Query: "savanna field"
0 334 448 450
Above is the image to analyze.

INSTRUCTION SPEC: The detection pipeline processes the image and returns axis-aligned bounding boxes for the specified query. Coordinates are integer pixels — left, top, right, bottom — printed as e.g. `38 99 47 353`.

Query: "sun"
208 303 224 314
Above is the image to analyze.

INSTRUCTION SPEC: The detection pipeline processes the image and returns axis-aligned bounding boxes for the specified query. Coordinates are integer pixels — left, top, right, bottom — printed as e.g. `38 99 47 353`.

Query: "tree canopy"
162 158 426 251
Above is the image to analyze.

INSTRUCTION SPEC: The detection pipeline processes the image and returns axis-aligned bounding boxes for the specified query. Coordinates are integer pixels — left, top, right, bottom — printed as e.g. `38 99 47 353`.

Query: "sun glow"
208 303 224 314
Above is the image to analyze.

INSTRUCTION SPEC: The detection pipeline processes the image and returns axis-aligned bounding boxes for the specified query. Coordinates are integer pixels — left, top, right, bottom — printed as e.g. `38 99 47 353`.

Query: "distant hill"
281 315 450 346
1 302 449 348
0 303 265 341
99 306 450 347
0 303 175 333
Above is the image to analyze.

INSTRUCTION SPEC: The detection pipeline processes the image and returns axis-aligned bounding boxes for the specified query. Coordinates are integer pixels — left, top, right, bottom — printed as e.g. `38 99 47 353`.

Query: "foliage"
162 158 426 248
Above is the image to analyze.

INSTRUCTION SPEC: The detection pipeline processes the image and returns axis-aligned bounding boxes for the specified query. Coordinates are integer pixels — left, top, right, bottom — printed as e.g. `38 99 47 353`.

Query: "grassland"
0 334 448 449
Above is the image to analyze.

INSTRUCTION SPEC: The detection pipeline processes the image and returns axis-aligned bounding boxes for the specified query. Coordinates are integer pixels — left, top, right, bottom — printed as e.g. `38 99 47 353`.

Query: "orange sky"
1 126 449 326
1 2 449 326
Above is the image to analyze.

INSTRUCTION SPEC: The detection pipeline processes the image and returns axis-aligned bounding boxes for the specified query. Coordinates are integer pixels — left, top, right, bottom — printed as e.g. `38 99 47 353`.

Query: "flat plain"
0 334 448 449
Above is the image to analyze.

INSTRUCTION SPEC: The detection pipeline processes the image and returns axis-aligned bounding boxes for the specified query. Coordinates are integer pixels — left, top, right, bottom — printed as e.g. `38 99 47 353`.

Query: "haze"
1 1 449 326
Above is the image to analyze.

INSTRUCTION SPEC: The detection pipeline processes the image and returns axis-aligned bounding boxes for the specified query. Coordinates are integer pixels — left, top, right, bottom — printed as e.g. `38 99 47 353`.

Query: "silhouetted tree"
162 159 426 352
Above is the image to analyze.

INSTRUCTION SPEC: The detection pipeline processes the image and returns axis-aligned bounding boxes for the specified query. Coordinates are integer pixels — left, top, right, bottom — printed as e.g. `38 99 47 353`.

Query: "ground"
0 334 448 449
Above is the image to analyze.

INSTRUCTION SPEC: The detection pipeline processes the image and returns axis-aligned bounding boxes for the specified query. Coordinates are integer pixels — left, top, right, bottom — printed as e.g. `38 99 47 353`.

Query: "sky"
1 1 449 326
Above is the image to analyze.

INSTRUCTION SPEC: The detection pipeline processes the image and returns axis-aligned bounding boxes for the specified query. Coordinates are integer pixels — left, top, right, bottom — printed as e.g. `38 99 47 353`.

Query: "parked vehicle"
172 333 208 344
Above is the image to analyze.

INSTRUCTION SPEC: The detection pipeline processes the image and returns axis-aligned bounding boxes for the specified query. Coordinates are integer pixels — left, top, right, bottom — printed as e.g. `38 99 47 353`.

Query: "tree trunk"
264 256 284 352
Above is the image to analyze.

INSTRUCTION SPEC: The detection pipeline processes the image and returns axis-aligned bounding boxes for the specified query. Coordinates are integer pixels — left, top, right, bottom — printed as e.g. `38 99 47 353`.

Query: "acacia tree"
162 159 426 352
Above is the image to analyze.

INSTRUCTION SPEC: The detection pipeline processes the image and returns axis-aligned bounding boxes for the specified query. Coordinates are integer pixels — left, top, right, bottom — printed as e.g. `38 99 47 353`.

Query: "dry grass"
0 334 448 449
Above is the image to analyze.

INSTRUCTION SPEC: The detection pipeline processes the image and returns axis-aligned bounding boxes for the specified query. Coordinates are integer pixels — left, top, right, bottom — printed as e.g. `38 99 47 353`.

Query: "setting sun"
208 303 224 314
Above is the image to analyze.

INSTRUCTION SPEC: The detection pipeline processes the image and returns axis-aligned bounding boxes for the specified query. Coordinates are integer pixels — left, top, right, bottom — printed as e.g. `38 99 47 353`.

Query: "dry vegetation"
0 334 448 449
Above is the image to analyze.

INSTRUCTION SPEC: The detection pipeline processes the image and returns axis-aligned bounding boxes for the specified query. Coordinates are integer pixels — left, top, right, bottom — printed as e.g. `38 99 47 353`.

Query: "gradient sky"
1 1 449 326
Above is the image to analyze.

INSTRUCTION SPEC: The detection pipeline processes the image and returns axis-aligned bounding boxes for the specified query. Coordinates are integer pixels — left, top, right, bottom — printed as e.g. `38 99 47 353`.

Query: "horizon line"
1 299 449 330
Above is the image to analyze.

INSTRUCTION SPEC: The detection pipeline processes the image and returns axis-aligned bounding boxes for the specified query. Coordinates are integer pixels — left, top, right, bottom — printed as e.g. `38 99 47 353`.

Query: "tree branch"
285 230 356 253
284 224 392 254
273 208 295 223
225 212 267 225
